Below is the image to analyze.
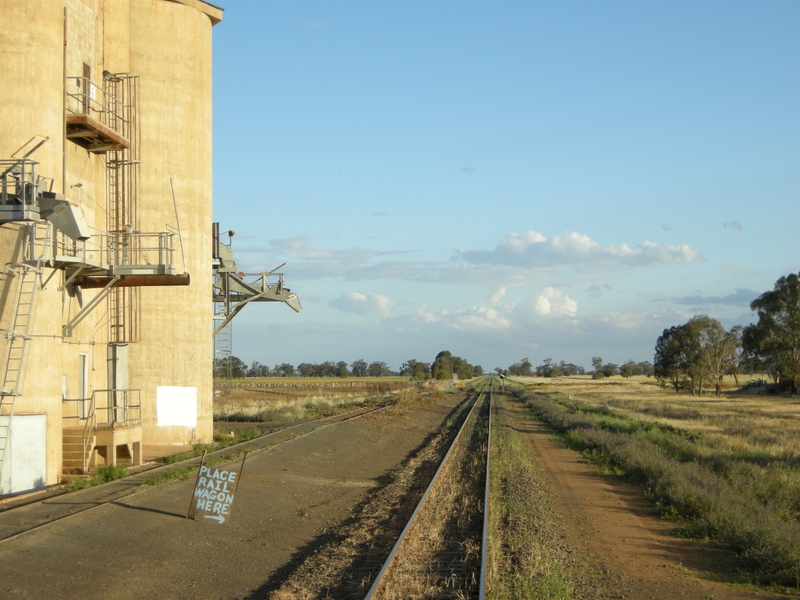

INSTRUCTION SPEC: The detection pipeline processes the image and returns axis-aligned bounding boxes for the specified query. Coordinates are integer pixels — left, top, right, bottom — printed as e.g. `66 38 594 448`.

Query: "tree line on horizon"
498 356 653 378
214 351 655 382
213 350 487 380
654 272 800 396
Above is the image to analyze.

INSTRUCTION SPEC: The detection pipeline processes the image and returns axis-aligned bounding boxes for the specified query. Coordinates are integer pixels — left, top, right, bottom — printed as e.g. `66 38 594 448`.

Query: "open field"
213 377 414 424
509 376 800 591
2 377 795 598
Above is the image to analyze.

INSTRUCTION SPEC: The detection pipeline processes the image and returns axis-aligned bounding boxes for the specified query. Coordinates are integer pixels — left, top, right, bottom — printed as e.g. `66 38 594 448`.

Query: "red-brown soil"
501 395 791 599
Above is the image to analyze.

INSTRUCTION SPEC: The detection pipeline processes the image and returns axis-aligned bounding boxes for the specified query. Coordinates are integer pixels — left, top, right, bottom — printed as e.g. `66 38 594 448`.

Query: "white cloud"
533 287 578 316
234 293 700 371
453 306 510 331
488 287 506 305
329 291 397 318
411 304 441 324
232 230 701 293
458 230 701 269
398 304 509 332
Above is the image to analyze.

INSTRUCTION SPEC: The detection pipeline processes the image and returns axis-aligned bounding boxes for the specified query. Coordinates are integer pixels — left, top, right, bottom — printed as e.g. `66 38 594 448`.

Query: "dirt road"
0 396 461 599
2 392 790 599
500 395 790 600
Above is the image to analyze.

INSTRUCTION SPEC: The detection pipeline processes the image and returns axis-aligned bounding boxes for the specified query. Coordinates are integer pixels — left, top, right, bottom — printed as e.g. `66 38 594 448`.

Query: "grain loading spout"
212 222 302 340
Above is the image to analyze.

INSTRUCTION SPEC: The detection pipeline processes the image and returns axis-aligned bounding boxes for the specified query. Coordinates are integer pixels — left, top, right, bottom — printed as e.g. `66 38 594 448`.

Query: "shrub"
525 392 800 587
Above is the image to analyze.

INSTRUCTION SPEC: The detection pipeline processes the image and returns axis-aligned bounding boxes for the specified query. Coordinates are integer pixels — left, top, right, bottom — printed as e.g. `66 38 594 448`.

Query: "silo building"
0 0 222 494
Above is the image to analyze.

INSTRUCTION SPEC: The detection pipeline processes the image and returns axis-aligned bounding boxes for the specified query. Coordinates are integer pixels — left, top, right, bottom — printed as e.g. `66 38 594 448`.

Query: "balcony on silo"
0 157 42 222
65 75 130 154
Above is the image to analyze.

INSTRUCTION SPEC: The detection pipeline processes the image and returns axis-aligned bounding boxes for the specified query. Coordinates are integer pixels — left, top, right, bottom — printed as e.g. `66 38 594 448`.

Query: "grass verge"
487 403 573 599
157 427 262 465
67 465 129 491
524 391 800 589
215 395 373 423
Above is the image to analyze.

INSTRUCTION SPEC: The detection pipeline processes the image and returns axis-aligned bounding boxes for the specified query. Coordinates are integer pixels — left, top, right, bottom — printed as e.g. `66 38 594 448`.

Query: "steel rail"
479 377 493 599
0 401 392 543
364 381 489 600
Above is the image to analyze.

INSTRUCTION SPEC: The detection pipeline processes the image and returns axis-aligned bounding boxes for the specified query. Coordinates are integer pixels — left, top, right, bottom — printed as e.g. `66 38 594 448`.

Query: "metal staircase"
0 224 48 479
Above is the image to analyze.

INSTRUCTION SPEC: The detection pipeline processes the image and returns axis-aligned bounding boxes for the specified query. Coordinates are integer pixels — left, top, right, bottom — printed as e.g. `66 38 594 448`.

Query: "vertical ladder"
106 156 121 234
213 300 232 379
105 74 139 346
109 286 125 343
0 224 46 479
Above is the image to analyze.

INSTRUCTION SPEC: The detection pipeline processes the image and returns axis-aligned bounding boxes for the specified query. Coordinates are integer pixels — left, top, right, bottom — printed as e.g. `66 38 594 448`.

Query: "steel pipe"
75 273 190 288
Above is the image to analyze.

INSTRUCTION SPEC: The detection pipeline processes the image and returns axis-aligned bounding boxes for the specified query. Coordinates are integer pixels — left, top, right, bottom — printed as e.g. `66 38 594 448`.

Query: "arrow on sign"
204 515 226 524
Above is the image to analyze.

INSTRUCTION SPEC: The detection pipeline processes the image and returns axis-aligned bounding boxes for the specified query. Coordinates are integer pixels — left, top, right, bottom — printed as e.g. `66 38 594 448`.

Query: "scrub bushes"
525 393 800 587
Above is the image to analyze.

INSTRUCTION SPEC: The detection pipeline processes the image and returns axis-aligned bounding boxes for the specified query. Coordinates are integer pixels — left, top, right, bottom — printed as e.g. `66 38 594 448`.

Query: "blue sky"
211 1 799 372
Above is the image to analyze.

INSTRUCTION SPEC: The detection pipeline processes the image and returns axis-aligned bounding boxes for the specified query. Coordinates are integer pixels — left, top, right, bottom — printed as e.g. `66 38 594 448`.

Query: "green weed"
488 406 575 598
67 464 129 491
145 466 192 486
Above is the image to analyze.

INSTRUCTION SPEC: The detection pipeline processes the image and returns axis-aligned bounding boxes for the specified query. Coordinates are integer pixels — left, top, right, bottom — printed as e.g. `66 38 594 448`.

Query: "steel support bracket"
59 265 87 292
212 303 246 338
63 275 121 337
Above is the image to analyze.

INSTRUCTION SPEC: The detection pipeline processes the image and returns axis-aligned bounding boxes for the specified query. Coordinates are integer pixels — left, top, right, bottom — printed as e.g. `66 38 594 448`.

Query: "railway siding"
366 384 491 599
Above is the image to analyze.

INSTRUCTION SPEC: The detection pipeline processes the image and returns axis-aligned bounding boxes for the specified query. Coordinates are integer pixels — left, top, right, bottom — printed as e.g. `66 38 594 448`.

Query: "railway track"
0 400 393 542
364 378 494 600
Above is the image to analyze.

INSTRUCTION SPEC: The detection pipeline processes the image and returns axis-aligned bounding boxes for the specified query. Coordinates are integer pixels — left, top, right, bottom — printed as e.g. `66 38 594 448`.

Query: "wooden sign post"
186 451 248 524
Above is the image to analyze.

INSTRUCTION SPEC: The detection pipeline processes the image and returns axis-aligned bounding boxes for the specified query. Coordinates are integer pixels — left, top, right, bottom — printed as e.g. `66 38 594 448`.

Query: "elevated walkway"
212 223 302 338
65 75 130 154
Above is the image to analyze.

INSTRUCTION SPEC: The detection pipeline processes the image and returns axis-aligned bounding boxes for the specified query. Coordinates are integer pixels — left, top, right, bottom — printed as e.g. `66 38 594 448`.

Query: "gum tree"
698 322 742 396
743 272 800 394
654 324 694 392
350 359 368 377
654 316 715 395
367 361 391 377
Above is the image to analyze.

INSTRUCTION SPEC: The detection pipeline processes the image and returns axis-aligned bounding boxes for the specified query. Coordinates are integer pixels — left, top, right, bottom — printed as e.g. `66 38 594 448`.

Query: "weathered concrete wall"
128 0 214 445
0 0 219 488
0 0 86 487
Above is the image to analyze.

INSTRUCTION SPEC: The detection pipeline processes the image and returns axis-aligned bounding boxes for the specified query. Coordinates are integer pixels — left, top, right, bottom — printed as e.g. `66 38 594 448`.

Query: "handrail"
28 222 177 273
65 75 129 137
81 395 96 472
61 396 96 473
0 158 38 205
62 389 141 472
92 388 142 425
62 389 141 426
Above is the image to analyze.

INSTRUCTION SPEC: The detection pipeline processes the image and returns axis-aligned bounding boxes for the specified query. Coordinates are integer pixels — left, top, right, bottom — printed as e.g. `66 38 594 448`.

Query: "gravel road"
0 395 461 599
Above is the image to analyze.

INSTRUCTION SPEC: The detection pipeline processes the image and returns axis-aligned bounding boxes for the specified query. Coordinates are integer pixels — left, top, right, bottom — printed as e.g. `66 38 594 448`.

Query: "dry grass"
267 398 472 599
487 401 575 599
520 379 800 589
380 387 439 418
214 394 374 423
376 394 487 599
215 380 428 424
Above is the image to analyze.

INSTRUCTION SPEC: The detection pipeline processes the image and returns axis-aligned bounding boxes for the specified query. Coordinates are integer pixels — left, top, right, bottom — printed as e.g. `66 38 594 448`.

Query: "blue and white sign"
187 454 247 525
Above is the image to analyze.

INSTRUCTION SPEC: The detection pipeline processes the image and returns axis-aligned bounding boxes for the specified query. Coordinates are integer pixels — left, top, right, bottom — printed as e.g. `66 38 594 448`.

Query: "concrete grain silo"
128 0 217 446
0 0 222 495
